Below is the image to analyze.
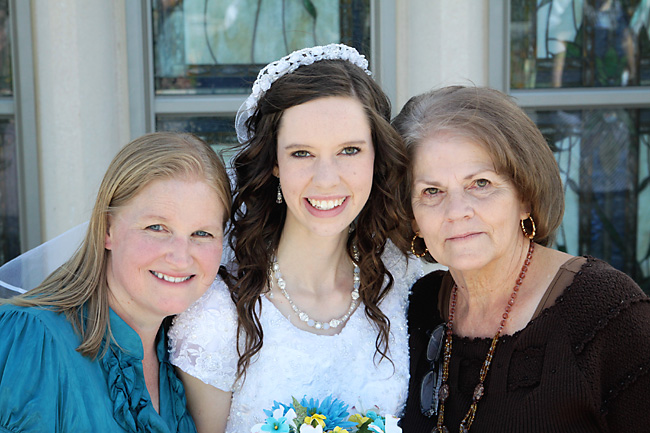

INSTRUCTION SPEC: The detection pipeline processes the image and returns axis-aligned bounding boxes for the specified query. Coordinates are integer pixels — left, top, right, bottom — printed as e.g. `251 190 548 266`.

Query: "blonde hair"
4 132 231 358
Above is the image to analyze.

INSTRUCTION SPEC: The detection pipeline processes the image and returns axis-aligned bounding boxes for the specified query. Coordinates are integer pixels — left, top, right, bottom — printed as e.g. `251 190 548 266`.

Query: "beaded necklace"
435 240 534 433
269 247 361 330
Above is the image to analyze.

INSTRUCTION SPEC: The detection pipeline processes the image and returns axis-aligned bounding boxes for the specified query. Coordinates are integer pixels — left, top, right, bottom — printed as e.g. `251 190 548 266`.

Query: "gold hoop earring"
520 215 536 240
411 232 428 258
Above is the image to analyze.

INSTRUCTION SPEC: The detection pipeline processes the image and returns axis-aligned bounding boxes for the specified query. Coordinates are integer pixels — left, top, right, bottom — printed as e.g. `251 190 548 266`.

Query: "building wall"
31 0 130 240
395 0 489 109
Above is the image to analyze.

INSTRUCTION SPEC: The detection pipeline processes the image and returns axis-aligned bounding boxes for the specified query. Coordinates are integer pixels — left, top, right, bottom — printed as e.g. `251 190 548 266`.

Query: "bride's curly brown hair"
229 59 410 381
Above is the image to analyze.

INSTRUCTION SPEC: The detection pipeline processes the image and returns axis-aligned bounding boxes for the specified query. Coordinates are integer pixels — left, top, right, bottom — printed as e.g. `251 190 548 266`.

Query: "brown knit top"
401 257 650 432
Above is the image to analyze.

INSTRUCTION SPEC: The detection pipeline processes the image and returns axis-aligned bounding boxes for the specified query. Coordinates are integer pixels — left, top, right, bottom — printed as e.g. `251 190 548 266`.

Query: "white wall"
32 0 131 240
394 0 489 109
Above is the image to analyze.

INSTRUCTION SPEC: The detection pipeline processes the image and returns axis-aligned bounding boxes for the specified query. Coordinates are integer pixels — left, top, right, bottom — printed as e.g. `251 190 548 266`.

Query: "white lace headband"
234 43 372 144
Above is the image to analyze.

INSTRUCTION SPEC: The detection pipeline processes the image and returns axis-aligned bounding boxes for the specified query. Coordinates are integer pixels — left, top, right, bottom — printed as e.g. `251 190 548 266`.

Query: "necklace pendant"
438 383 450 402
459 423 469 433
472 383 484 402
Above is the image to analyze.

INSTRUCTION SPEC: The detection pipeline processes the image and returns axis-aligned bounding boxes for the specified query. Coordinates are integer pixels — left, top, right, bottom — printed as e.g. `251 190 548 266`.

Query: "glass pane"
152 0 370 95
529 107 650 293
0 0 12 96
156 115 238 163
511 0 650 89
0 117 19 265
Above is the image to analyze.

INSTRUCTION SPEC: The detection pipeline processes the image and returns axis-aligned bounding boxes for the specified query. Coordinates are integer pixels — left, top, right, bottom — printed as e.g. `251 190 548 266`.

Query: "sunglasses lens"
427 324 445 362
420 367 439 417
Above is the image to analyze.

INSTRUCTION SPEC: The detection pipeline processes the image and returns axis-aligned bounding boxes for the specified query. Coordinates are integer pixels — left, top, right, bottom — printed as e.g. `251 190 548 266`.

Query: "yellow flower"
333 428 349 433
349 414 370 426
305 414 326 428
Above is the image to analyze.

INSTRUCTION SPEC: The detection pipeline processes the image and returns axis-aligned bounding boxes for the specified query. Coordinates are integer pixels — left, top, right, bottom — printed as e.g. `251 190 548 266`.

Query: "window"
490 0 650 292
0 1 18 265
0 1 38 264
127 0 389 159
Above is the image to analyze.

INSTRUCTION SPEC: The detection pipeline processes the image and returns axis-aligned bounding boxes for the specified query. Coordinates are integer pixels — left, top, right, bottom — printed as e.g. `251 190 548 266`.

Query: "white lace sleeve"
168 276 239 392
382 239 424 302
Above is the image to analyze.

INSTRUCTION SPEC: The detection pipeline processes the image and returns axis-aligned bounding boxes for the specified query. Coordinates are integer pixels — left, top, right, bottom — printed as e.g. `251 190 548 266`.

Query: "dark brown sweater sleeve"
557 257 650 432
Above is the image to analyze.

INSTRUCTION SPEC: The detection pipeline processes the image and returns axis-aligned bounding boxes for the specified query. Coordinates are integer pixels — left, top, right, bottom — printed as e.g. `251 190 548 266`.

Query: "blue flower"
264 400 294 418
299 396 356 430
260 414 291 433
369 418 385 432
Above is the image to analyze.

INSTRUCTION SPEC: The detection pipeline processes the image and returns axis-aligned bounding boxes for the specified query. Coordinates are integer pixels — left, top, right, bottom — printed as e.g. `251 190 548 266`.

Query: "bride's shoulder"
382 239 424 291
170 275 236 334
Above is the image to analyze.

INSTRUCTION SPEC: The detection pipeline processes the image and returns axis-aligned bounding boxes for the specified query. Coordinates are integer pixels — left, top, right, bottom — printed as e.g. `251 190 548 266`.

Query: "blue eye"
475 179 490 188
194 230 213 238
341 147 360 155
147 224 163 232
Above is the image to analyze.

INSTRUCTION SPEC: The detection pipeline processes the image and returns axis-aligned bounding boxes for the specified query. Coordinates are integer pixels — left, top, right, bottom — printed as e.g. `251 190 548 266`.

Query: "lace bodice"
169 242 422 433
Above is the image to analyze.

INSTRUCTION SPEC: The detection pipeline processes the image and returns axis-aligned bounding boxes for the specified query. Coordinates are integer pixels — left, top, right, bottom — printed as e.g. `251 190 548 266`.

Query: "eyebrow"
281 140 369 150
414 168 497 185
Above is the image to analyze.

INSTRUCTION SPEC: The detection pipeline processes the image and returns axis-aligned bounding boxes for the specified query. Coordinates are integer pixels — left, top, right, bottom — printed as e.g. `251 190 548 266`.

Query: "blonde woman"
0 132 231 433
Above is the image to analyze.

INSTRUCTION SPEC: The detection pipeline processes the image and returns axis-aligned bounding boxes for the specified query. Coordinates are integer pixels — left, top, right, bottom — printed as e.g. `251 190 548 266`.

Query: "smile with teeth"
151 271 193 283
307 197 346 210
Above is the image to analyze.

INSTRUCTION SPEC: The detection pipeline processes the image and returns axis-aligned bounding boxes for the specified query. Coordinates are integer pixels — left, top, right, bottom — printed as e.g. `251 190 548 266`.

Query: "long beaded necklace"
435 240 534 433
269 248 361 330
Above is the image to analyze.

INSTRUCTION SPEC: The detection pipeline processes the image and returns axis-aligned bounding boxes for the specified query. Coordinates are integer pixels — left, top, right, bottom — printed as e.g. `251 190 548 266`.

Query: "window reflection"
531 108 650 291
511 0 650 88
156 115 239 163
0 0 12 97
152 0 371 95
0 118 19 265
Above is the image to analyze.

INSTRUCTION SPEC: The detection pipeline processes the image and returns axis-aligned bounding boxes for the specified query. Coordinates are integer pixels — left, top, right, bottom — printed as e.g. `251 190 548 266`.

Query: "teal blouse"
0 304 196 433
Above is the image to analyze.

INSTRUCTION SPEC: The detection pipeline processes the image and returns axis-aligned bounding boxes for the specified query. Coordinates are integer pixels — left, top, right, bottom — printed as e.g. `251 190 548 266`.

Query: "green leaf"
355 419 374 433
303 0 317 20
292 397 309 427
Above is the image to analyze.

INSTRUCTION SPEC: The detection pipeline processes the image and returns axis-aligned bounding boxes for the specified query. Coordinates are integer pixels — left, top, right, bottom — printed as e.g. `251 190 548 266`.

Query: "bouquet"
250 396 401 433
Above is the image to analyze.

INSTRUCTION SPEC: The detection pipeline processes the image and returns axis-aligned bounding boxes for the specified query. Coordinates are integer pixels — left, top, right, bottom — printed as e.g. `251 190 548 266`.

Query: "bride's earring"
276 182 283 204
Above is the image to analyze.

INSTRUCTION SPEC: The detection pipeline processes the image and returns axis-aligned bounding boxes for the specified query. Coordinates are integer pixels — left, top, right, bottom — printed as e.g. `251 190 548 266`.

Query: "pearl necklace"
269 251 360 330
435 240 534 433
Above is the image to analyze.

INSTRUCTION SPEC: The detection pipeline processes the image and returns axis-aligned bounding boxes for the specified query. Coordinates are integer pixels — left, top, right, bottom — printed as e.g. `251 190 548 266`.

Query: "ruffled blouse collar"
101 309 195 432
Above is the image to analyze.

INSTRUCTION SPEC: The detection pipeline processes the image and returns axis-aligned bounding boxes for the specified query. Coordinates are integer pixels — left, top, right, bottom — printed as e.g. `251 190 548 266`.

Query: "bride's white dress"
168 242 422 433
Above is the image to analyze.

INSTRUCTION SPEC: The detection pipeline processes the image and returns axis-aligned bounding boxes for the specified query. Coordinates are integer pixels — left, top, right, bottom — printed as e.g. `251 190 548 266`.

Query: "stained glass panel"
511 0 650 89
152 0 371 95
156 115 238 163
530 107 650 292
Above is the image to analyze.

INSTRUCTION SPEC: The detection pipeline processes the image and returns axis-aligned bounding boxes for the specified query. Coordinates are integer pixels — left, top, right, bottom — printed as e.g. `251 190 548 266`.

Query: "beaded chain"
269 247 361 330
435 240 535 433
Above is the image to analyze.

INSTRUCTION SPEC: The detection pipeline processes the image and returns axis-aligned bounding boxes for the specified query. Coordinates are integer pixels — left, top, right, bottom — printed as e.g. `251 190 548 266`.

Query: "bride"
168 44 422 433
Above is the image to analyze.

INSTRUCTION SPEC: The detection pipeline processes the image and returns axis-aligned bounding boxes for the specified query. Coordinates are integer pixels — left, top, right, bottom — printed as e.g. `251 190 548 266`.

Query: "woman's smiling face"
104 177 224 327
274 96 374 240
411 132 529 272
